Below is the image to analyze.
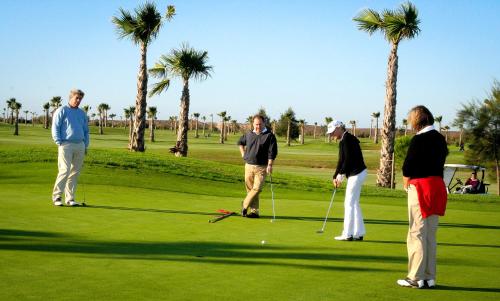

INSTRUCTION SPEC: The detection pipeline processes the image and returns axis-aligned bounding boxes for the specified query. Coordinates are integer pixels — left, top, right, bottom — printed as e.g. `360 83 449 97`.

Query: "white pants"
52 142 85 202
341 169 367 237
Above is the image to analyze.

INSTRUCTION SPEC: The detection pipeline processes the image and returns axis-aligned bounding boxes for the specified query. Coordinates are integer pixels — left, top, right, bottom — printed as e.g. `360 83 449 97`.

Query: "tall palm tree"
101 103 110 127
193 112 200 138
113 3 175 152
372 112 380 144
149 43 213 156
147 106 157 142
13 101 21 135
97 103 106 135
23 110 29 125
6 98 16 124
201 115 206 137
299 119 305 145
224 115 231 141
50 96 62 126
42 102 50 129
124 107 131 129
209 113 214 135
313 122 317 139
435 115 443 133
349 120 357 136
369 117 374 139
442 125 450 143
109 113 116 128
82 105 91 125
354 1 421 187
402 118 408 136
324 117 333 143
30 112 36 126
218 111 226 144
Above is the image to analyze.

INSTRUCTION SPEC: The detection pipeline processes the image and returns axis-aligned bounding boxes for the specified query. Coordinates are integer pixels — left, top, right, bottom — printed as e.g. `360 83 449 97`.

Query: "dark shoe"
353 236 364 241
246 212 260 218
241 207 247 217
397 278 424 288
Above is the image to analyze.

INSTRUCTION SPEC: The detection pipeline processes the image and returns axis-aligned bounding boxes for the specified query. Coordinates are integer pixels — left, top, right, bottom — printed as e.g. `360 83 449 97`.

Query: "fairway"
1 125 499 301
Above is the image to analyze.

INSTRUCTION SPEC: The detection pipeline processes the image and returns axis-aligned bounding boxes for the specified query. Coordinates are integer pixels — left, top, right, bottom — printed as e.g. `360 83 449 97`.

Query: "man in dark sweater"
328 120 368 241
238 115 278 218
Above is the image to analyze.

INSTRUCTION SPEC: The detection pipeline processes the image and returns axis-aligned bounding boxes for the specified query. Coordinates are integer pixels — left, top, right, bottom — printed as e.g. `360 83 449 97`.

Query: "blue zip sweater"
51 105 89 148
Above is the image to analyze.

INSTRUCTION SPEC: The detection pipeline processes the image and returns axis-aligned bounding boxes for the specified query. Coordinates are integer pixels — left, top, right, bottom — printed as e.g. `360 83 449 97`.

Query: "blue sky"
1 0 499 128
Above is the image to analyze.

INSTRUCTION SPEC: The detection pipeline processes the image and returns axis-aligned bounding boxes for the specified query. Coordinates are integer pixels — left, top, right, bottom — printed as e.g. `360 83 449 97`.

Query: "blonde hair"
408 105 434 131
69 89 85 99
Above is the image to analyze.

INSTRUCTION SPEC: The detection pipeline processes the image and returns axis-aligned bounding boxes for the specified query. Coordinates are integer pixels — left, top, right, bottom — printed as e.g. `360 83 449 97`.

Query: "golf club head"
270 219 275 223
81 202 86 207
316 230 324 234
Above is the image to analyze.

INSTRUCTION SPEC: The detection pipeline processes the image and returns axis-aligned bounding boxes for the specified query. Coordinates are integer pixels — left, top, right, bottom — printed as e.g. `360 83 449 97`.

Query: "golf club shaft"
319 188 336 232
270 175 275 220
209 212 234 223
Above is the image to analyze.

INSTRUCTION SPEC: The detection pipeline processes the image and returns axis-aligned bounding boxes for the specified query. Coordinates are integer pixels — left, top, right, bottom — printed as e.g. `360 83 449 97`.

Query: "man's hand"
266 164 273 174
403 176 410 192
332 178 341 188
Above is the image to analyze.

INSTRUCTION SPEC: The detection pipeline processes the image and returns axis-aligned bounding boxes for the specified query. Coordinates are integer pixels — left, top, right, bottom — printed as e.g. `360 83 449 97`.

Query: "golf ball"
261 240 266 245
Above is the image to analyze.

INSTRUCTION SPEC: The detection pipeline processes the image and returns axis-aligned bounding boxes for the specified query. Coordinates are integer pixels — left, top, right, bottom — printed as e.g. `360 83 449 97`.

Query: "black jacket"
238 130 278 165
333 132 366 179
403 129 448 178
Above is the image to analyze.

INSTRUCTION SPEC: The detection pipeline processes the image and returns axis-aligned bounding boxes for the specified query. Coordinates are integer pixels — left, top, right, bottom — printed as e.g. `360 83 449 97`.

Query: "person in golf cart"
328 119 367 241
238 114 278 218
459 172 480 193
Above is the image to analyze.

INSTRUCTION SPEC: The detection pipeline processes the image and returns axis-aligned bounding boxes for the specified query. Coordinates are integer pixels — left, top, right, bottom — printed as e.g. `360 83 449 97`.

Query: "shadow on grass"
364 240 500 249
433 285 500 293
0 228 404 272
85 204 215 216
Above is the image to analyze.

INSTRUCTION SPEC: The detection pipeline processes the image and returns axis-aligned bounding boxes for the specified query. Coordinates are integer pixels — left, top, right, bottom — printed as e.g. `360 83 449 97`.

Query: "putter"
270 174 276 222
80 174 87 206
209 210 235 223
316 188 337 234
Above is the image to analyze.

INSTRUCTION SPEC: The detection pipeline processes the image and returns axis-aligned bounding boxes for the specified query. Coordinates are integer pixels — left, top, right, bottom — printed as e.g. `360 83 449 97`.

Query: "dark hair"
408 105 434 131
252 114 265 123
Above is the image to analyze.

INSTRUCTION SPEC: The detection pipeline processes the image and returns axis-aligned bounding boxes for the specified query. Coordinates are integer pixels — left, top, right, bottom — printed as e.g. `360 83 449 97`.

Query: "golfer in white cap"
327 120 367 241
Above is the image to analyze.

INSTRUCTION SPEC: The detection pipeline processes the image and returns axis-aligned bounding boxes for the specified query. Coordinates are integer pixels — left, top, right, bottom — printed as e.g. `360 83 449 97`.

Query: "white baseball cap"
326 120 344 134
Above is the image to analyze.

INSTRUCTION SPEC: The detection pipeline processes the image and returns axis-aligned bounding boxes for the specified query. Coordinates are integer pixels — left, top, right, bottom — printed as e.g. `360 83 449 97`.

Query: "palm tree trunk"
44 110 49 129
219 121 224 144
300 125 304 145
374 118 379 143
377 42 399 188
13 112 19 135
99 114 103 135
176 80 190 157
202 123 206 137
195 119 199 138
150 118 155 142
130 43 148 152
369 119 373 139
286 120 291 146
313 124 316 139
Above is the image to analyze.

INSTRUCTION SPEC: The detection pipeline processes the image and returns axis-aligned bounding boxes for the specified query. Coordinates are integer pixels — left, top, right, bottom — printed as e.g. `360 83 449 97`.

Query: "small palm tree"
402 118 408 136
299 119 305 145
324 117 333 143
101 103 110 127
42 102 50 129
354 1 421 187
22 110 29 125
97 103 106 135
113 3 175 152
224 115 231 141
109 113 116 128
313 122 317 139
6 98 16 124
435 115 443 133
147 106 157 142
13 101 21 135
193 112 200 138
372 112 380 143
442 125 450 143
218 111 226 144
201 115 206 137
82 105 91 125
349 120 357 136
30 112 36 126
149 43 213 156
50 96 62 126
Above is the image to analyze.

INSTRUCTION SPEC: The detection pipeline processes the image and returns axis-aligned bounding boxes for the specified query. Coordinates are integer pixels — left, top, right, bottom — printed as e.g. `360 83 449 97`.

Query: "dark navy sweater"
238 130 278 165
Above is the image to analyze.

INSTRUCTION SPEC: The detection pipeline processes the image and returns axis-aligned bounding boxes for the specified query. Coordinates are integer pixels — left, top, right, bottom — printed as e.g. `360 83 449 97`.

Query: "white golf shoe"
65 200 81 206
397 278 425 288
53 199 63 206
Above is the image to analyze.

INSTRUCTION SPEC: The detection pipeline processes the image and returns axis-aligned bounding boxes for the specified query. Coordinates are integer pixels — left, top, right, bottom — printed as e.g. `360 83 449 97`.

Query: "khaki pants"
242 164 267 213
52 142 85 202
406 184 439 281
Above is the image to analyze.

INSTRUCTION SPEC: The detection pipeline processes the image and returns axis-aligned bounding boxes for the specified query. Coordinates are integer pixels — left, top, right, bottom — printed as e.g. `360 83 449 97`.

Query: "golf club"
316 188 337 234
270 174 276 222
80 174 86 206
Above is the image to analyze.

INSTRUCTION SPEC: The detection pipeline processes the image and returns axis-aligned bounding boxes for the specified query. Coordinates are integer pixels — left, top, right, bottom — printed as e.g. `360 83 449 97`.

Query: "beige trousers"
406 184 439 281
242 164 267 213
52 142 85 202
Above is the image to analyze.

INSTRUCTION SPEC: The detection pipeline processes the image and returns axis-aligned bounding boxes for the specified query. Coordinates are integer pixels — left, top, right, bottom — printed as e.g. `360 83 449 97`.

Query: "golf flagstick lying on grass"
316 188 337 234
270 175 276 222
208 209 235 223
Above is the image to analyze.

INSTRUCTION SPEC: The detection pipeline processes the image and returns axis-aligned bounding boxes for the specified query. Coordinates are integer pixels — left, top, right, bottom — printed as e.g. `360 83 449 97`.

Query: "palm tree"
354 1 421 187
369 117 374 139
6 98 16 124
435 115 443 133
101 103 110 127
442 125 450 143
127 106 135 143
224 115 231 141
402 118 408 136
201 115 206 137
149 43 213 156
218 111 226 144
13 101 21 135
372 112 380 143
193 112 200 138
30 112 36 126
50 96 62 126
97 103 106 135
109 113 117 128
124 107 131 129
82 105 91 125
22 110 29 125
147 106 157 142
42 102 50 129
313 122 318 139
231 119 238 135
299 119 305 145
209 113 214 135
113 3 175 152
324 117 333 143
349 120 357 136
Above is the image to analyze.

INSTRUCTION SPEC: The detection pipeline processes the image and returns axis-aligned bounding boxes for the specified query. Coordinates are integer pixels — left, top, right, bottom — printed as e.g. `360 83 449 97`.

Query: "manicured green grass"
0 124 499 300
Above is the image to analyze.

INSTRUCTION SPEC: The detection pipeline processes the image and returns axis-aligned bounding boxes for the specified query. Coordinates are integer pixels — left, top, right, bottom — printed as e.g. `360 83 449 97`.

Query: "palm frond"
165 5 176 21
383 2 420 42
353 8 382 34
149 79 171 97
112 8 137 41
148 62 168 78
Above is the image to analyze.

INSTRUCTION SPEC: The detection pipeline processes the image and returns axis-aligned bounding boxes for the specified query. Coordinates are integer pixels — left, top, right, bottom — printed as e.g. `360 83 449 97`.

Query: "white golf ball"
261 240 266 245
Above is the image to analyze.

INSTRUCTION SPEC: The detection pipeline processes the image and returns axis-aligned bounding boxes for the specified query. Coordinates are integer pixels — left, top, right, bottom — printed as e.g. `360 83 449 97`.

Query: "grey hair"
69 89 85 99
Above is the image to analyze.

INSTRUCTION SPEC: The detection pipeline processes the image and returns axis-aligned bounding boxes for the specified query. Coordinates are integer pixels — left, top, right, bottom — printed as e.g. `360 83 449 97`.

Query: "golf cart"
444 164 489 194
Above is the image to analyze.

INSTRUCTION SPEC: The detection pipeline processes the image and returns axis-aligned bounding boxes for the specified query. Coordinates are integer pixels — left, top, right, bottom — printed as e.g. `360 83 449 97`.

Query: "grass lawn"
0 124 499 300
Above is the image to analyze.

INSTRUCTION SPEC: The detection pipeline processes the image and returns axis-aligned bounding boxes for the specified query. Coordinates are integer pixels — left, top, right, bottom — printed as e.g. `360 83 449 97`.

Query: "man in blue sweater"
51 89 89 206
238 115 278 218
